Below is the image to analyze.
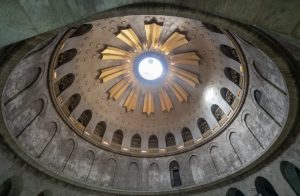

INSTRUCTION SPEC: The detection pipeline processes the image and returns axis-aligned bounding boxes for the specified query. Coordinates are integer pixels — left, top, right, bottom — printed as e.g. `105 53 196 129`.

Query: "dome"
46 15 249 156
0 4 299 196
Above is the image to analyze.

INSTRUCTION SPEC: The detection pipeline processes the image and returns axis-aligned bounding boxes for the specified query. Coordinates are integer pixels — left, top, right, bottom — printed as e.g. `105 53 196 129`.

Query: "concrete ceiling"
1 0 300 47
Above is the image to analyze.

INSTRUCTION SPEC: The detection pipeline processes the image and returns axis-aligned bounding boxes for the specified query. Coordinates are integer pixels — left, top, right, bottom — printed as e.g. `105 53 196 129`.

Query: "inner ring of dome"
134 51 168 83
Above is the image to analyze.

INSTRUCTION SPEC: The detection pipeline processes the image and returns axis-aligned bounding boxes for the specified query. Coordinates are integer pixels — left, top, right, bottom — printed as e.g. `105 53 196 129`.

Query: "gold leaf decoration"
99 21 200 116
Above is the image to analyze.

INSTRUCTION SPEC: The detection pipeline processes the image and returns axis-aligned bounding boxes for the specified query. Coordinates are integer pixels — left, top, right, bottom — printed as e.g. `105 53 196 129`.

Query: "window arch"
70 24 93 37
254 89 262 105
280 161 300 195
77 110 92 127
148 135 158 149
149 162 160 190
220 44 240 63
54 73 75 96
170 160 182 187
226 187 245 196
0 176 23 196
0 178 12 196
127 162 139 189
197 118 210 134
189 155 202 184
131 134 141 148
112 129 123 148
165 133 176 147
56 48 77 68
94 121 106 139
224 67 241 87
211 104 225 122
181 127 193 143
253 89 283 127
104 158 117 186
255 176 278 196
220 87 237 108
62 93 81 116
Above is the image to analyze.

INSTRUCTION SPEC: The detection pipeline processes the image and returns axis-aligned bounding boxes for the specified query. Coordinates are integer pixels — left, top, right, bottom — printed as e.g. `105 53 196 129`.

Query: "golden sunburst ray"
124 87 139 111
145 23 163 49
101 46 133 60
159 87 173 112
143 91 154 116
171 67 200 87
170 52 200 66
160 32 188 54
116 29 143 51
108 78 131 100
169 80 189 103
99 63 130 83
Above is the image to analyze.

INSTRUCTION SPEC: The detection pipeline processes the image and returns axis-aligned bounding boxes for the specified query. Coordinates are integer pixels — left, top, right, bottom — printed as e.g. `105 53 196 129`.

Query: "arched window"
253 89 283 127
165 133 176 147
0 176 22 196
220 88 237 108
220 44 240 63
148 135 158 149
211 104 225 122
131 134 141 148
255 176 278 196
62 93 81 116
56 48 77 68
54 74 75 96
112 129 123 148
170 161 182 187
224 67 241 87
226 187 245 196
254 89 262 105
280 161 300 195
0 178 12 196
202 22 223 34
70 24 93 37
94 121 106 139
181 127 193 143
77 110 92 127
197 118 210 134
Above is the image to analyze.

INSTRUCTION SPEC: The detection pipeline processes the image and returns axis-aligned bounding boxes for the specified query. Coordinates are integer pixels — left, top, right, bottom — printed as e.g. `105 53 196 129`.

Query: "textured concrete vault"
1 0 300 47
0 2 300 196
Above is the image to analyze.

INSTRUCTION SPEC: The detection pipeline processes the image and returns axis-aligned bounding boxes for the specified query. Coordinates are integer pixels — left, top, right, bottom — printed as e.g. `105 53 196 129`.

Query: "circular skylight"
138 57 163 80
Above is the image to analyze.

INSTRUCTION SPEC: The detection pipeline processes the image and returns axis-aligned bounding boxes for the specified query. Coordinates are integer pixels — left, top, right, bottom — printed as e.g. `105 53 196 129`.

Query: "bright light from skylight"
138 57 163 80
